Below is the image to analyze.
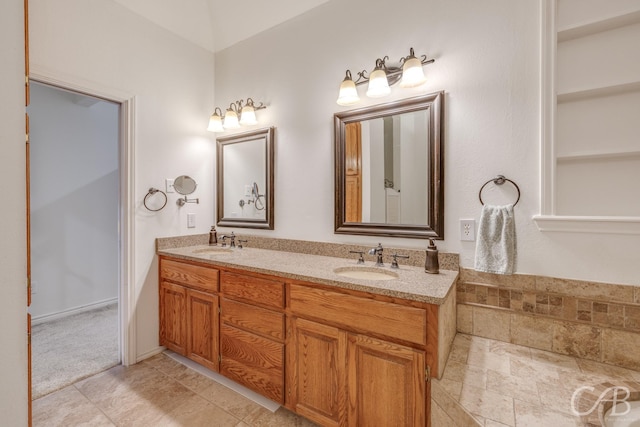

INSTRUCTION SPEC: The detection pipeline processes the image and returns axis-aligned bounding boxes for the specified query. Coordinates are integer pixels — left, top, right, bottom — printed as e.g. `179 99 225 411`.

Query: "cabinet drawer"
160 258 219 292
221 298 284 341
289 284 426 346
220 324 284 403
221 271 284 309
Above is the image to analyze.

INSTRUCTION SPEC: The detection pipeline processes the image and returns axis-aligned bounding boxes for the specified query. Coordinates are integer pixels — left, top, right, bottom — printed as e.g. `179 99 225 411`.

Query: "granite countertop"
158 244 457 305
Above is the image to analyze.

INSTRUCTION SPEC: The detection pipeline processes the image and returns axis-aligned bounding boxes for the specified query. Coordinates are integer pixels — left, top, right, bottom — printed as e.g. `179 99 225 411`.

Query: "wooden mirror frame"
334 92 444 239
217 127 275 230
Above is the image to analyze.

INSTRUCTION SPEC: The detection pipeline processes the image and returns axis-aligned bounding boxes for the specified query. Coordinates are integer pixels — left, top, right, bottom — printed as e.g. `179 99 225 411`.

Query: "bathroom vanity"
157 245 457 427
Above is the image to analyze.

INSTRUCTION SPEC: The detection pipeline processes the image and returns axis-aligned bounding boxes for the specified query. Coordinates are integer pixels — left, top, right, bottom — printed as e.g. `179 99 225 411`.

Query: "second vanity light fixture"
336 47 435 106
207 98 266 133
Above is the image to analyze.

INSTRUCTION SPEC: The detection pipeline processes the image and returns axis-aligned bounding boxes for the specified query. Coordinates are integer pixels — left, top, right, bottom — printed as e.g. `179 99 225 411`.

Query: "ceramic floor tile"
430 399 458 427
459 384 515 426
243 407 318 427
509 357 562 384
441 360 488 390
577 358 640 382
486 419 512 427
529 348 581 370
198 380 264 420
74 364 197 426
513 399 582 427
467 348 512 374
486 370 540 404
157 395 241 426
488 339 532 360
32 385 115 427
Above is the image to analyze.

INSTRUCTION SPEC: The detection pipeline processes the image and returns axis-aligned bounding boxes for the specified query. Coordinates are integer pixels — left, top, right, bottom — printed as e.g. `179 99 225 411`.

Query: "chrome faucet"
368 243 384 267
220 231 236 248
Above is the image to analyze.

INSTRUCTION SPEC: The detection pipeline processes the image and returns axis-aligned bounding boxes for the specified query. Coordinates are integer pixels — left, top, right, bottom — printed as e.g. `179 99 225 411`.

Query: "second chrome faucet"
368 243 384 266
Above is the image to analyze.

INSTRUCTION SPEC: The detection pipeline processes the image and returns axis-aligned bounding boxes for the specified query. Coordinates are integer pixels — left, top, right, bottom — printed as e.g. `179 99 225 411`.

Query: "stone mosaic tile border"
457 268 640 333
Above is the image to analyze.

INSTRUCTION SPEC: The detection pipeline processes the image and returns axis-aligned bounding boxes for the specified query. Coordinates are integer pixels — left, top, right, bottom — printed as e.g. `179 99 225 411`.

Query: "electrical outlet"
460 219 475 241
244 185 252 197
31 280 38 295
166 178 175 193
187 213 196 228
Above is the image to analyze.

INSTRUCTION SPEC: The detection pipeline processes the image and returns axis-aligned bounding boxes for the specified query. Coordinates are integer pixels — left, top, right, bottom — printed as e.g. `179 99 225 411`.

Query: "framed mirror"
334 92 444 239
217 127 274 229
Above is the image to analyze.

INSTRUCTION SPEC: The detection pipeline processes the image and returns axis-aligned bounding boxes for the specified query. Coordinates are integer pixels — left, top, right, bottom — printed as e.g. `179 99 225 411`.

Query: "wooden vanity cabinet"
219 271 286 404
159 256 439 426
287 283 430 427
159 258 220 372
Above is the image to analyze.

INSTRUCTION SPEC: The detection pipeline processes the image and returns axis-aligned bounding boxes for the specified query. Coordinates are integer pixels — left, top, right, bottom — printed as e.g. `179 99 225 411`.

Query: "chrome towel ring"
144 187 168 212
478 175 520 207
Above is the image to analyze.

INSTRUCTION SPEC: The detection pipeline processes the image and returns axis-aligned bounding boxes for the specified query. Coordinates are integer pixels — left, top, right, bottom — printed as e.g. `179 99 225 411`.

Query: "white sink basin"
333 266 398 281
191 247 233 255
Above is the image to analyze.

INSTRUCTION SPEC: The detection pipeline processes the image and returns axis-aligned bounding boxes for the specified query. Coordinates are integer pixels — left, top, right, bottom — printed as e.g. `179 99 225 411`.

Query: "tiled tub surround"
156 233 460 272
457 268 640 371
433 333 640 427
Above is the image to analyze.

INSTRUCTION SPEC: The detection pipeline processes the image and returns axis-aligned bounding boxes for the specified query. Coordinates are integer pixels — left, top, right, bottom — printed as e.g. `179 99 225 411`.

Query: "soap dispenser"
425 238 439 274
209 226 218 246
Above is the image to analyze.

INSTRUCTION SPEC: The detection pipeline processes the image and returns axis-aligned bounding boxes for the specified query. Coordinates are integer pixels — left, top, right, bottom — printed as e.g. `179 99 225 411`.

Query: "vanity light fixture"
336 47 434 106
207 98 266 133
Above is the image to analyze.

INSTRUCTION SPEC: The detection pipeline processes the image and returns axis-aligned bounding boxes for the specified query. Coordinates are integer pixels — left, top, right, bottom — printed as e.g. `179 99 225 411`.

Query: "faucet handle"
237 239 248 249
220 235 228 248
349 250 365 264
390 253 410 269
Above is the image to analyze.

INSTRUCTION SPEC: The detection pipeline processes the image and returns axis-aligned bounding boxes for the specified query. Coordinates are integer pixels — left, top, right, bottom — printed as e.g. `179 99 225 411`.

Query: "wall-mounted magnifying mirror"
217 127 274 229
334 92 444 239
174 175 199 206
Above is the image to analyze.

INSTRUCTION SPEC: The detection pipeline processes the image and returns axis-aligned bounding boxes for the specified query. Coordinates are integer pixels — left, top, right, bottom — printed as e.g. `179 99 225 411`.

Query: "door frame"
29 69 137 366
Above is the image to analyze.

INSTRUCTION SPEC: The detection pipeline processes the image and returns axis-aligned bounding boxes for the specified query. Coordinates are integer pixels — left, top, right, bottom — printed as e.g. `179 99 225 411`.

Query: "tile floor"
433 333 640 426
33 352 317 427
34 334 640 426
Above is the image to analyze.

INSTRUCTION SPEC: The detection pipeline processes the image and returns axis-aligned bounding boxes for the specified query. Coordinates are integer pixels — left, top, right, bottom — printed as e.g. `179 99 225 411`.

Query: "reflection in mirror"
174 175 197 195
335 92 444 239
217 127 274 229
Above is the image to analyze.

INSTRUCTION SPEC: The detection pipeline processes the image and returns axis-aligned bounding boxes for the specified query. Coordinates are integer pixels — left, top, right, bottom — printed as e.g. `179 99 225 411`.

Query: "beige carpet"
32 303 120 399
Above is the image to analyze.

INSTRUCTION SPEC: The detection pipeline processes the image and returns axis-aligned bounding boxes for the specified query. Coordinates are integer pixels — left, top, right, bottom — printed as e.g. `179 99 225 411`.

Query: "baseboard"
135 346 166 364
31 297 118 325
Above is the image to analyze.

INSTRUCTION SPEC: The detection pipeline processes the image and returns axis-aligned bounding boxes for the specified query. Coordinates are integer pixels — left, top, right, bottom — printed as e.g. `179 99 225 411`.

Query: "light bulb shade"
366 68 391 98
207 112 224 132
239 105 257 125
400 56 427 88
336 75 360 106
223 109 239 129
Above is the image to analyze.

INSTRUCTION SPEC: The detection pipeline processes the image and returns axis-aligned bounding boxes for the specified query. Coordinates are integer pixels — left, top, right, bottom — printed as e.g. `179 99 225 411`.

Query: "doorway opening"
28 81 126 399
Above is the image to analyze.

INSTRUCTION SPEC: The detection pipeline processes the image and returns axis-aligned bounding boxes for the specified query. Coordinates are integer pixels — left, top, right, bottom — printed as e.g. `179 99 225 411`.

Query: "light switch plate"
460 219 475 241
187 213 196 228
166 179 175 193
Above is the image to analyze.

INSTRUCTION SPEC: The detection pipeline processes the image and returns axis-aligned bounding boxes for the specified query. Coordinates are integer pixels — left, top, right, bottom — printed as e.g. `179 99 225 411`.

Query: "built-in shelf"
556 150 640 163
557 10 640 42
533 215 640 234
557 80 640 103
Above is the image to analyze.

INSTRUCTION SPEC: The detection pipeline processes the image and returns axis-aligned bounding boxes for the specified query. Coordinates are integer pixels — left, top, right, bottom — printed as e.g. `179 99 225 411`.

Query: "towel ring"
478 175 520 207
144 187 167 212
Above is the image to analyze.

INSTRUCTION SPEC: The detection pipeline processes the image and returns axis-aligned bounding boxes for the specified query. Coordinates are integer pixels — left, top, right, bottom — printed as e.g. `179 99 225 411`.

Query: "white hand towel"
474 204 517 275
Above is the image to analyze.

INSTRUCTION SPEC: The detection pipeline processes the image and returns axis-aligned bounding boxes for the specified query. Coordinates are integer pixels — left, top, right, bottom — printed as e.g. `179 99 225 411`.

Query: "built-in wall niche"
536 0 640 233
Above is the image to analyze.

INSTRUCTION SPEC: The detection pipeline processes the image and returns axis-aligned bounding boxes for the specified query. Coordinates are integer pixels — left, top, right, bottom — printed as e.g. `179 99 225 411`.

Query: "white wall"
214 0 638 286
28 83 119 318
29 0 216 359
0 0 28 423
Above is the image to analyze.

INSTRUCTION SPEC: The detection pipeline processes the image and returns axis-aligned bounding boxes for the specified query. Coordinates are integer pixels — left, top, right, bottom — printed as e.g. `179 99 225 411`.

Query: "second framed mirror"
217 127 274 229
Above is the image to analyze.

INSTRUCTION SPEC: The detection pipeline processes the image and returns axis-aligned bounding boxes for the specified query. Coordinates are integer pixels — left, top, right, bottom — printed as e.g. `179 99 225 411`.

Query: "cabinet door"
347 334 425 427
159 281 187 355
289 318 346 427
187 289 219 372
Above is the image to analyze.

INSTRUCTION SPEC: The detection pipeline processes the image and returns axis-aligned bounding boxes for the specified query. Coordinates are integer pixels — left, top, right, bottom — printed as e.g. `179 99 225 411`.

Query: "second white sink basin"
333 266 398 281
